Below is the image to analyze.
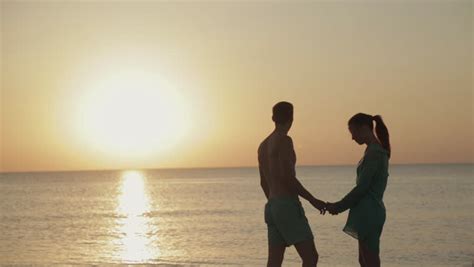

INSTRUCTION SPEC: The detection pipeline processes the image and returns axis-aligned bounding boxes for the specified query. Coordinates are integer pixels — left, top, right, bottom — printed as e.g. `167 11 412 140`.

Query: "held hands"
310 198 327 215
325 202 340 215
309 198 341 216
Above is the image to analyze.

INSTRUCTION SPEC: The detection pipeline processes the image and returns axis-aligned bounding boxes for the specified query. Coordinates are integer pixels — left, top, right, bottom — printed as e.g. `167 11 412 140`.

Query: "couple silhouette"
258 102 390 267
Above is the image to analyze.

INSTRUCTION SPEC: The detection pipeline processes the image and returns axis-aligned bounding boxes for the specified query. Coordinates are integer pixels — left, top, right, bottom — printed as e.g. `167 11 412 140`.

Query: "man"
258 101 326 267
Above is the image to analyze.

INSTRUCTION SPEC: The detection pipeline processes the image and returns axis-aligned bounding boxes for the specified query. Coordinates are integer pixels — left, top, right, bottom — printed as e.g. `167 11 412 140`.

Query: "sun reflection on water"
114 170 158 263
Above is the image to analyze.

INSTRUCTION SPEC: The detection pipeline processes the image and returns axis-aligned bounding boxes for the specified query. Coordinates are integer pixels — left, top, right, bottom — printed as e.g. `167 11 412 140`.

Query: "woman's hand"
310 198 327 215
326 202 340 215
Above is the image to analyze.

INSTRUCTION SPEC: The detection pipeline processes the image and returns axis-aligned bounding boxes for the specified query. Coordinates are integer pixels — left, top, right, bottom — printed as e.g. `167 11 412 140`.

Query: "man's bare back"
258 131 298 199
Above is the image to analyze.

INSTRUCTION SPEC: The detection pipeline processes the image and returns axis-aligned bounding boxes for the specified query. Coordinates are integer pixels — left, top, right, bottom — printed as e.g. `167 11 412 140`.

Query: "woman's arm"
333 151 381 213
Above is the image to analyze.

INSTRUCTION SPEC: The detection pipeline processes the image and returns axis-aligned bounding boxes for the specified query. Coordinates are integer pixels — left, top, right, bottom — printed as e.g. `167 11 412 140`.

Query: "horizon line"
1 161 472 174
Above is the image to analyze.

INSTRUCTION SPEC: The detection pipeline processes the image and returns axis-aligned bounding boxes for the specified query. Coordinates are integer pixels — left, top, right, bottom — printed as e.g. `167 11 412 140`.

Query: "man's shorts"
264 196 314 247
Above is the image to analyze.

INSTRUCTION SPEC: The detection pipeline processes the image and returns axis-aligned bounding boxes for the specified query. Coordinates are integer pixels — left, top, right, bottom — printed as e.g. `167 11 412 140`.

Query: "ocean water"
0 164 472 266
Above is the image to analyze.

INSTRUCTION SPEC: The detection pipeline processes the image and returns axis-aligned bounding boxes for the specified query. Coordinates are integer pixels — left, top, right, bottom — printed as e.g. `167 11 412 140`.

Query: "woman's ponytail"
373 115 391 158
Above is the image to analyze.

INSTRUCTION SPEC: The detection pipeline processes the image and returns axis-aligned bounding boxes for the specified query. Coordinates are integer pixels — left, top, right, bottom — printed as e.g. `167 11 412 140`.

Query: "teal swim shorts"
264 196 314 247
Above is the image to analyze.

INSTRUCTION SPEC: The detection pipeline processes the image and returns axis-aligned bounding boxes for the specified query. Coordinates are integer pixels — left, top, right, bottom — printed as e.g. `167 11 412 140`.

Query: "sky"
1 1 472 172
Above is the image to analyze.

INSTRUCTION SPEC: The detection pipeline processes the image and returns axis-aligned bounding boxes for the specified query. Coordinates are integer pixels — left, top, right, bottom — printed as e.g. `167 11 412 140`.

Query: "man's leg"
358 240 366 267
358 240 380 267
267 244 286 267
294 239 318 267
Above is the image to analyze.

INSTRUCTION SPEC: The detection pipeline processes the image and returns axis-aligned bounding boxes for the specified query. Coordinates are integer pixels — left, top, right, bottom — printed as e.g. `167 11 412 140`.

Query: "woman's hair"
348 113 391 158
272 101 293 124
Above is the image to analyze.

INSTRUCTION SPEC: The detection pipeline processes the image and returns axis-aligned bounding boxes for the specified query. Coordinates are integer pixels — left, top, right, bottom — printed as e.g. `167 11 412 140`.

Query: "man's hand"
310 198 327 215
326 202 339 215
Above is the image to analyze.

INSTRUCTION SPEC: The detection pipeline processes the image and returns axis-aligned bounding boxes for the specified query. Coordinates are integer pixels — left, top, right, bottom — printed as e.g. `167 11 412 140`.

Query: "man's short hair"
272 101 293 124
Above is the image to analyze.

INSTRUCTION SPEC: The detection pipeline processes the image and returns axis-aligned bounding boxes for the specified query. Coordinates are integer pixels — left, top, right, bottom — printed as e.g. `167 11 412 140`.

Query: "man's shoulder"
281 135 293 142
258 137 269 154
278 135 293 148
269 135 293 155
259 133 293 153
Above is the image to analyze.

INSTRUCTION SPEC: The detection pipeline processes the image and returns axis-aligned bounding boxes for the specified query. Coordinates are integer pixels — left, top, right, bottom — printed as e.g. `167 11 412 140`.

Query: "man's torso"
258 132 297 199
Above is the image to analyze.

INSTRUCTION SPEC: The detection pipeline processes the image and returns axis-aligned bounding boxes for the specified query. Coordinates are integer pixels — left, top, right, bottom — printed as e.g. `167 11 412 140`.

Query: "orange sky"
1 1 473 172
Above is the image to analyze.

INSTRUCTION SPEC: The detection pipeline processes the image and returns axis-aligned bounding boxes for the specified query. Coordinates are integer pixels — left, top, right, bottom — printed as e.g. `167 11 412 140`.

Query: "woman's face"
348 123 364 145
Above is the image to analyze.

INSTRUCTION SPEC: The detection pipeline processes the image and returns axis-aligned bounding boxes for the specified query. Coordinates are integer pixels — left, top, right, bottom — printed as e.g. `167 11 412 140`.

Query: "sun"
74 69 192 159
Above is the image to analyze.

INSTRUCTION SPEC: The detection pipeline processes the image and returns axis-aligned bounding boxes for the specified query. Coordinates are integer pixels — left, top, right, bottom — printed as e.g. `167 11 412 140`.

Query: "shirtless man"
258 101 326 267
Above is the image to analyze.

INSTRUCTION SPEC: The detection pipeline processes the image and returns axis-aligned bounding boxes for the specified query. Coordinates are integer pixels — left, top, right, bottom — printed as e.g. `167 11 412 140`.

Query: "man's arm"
259 164 269 199
279 137 326 212
258 147 269 199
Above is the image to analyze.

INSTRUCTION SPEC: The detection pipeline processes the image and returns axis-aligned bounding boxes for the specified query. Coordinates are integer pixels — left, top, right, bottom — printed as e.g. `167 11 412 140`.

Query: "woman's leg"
358 240 380 267
267 244 286 267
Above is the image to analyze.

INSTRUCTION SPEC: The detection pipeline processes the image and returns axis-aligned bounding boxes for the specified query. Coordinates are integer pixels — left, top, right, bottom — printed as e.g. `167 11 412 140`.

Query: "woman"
327 113 391 267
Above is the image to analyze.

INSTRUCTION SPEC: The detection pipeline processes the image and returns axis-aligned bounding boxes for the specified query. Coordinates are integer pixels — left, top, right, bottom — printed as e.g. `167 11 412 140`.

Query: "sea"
0 164 472 266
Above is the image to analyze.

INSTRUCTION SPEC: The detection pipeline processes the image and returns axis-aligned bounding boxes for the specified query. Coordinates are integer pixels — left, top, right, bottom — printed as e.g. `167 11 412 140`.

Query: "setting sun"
73 68 192 159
